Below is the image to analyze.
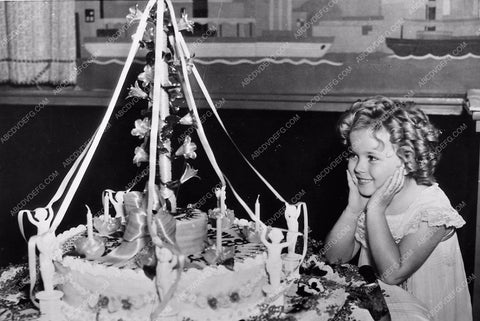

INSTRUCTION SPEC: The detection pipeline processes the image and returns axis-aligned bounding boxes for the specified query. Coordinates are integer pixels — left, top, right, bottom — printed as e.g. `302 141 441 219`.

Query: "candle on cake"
215 186 226 254
255 195 260 232
75 205 105 260
103 191 110 219
87 206 94 241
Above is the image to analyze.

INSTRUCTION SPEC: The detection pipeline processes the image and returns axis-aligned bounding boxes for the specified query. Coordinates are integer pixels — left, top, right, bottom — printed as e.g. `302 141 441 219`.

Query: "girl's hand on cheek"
346 170 369 215
367 165 405 213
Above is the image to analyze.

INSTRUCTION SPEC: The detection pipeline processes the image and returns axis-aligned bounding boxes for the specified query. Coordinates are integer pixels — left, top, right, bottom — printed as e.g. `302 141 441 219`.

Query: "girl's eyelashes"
346 151 379 161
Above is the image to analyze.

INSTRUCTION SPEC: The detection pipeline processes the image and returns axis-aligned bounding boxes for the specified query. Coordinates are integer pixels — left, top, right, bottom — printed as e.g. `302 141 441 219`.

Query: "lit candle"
214 187 221 209
255 195 260 231
103 191 110 219
217 186 226 254
220 186 226 214
216 213 222 254
86 205 93 241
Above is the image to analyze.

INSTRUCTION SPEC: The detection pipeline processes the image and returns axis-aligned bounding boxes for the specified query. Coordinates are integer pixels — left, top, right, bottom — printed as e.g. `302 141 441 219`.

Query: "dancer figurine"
105 189 126 223
155 247 178 302
260 227 294 295
284 203 301 257
20 207 65 320
150 218 182 320
21 207 59 293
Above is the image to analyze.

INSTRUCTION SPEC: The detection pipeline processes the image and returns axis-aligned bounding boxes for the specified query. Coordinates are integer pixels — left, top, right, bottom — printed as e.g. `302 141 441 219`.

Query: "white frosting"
57 225 86 244
56 239 268 321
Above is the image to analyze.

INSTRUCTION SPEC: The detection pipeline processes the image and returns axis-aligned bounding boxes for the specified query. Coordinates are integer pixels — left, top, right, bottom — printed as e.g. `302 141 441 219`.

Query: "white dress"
355 183 472 321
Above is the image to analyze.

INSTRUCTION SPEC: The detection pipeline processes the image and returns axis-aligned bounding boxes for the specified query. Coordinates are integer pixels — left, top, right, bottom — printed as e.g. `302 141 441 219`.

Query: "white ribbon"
50 0 157 233
166 0 309 271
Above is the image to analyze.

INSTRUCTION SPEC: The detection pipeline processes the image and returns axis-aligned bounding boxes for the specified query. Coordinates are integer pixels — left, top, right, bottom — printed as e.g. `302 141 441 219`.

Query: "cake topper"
93 190 122 236
261 227 295 306
284 202 301 257
106 189 127 223
19 206 64 319
214 186 227 255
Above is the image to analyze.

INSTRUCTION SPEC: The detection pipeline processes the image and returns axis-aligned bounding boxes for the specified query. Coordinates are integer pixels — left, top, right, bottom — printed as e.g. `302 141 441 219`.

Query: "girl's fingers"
391 165 405 193
346 170 356 188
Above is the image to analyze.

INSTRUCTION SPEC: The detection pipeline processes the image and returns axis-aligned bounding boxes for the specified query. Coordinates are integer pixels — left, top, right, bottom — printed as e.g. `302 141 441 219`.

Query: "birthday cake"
53 223 269 321
11 2 379 321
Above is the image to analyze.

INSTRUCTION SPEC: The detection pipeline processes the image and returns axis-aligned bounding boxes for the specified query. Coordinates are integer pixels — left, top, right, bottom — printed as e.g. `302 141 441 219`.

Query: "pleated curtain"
0 0 76 85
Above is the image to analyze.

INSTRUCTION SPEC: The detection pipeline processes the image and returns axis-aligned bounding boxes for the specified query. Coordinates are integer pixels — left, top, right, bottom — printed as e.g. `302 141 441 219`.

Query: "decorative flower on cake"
207 296 218 310
127 81 149 100
126 5 142 25
131 118 151 139
121 299 132 310
175 136 197 159
97 295 109 308
229 292 240 303
179 112 194 126
133 146 148 166
138 65 154 86
179 163 199 184
163 81 183 101
178 11 194 33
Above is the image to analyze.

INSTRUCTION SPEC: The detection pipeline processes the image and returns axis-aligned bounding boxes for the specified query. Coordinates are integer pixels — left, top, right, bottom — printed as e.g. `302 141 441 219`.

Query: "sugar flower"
178 11 194 33
127 81 148 100
175 136 197 159
138 65 154 86
131 118 151 139
126 5 142 25
179 163 199 184
133 146 148 166
163 82 183 101
185 56 195 74
179 112 194 125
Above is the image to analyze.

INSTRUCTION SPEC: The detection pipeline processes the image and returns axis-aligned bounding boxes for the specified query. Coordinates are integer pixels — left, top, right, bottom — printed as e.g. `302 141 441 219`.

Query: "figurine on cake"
18 207 64 320
261 227 296 306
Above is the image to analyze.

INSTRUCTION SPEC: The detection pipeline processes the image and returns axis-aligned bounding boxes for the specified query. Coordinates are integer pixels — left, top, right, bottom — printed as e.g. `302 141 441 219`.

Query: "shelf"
0 86 466 115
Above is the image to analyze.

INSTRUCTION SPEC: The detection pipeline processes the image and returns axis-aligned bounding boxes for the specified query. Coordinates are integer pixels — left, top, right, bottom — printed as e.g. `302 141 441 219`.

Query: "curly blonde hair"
337 96 441 185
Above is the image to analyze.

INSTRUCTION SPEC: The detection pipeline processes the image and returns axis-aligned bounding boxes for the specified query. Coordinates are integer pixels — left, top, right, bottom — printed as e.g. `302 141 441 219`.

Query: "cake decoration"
73 205 105 260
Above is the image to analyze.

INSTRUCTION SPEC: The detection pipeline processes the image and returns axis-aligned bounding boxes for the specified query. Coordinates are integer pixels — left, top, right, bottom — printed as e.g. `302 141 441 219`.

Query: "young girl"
324 96 472 321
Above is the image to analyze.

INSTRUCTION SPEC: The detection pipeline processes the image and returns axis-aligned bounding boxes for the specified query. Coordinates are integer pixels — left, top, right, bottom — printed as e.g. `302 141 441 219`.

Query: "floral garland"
126 4 198 210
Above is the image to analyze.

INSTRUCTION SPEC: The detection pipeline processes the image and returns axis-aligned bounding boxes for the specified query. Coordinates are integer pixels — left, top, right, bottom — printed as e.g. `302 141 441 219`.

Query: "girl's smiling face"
347 128 403 197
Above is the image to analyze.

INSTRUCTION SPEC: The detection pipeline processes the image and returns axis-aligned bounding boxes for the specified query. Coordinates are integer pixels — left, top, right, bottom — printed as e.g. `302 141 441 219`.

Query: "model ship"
82 0 334 59
386 0 480 56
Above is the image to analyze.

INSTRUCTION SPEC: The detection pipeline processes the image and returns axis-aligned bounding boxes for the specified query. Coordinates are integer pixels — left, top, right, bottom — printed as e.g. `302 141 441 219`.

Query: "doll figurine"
261 227 294 292
284 203 301 257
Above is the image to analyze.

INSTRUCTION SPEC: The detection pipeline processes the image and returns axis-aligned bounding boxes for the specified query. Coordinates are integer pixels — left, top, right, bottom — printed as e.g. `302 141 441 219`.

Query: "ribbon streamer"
96 192 149 266
50 0 157 233
167 0 309 270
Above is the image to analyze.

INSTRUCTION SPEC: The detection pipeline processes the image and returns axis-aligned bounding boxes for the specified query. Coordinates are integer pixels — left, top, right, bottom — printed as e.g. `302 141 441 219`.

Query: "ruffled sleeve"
402 184 466 237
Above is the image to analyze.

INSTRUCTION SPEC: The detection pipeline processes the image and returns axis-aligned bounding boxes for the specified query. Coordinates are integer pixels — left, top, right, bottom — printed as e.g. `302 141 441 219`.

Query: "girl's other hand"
346 170 369 215
367 165 405 212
